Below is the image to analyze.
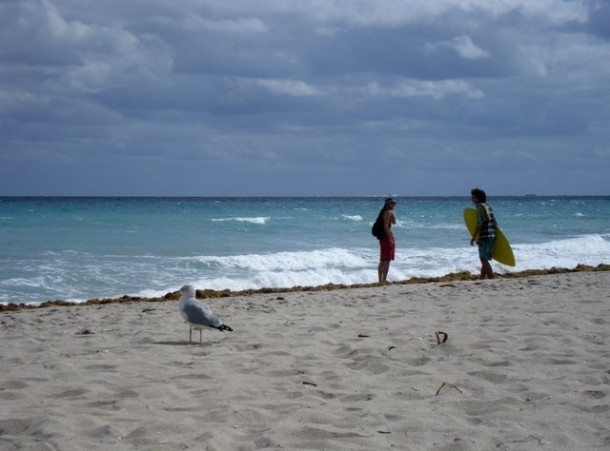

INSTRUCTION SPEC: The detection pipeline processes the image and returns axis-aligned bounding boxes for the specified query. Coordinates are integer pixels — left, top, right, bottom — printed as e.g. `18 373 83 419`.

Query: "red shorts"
379 235 395 261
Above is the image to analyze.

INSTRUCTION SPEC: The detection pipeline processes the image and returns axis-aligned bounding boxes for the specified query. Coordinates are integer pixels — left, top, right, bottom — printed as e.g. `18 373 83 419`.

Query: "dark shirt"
476 203 496 240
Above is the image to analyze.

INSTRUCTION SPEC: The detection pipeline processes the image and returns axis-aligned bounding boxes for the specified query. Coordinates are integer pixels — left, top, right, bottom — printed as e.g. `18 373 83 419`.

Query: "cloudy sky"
1 0 609 196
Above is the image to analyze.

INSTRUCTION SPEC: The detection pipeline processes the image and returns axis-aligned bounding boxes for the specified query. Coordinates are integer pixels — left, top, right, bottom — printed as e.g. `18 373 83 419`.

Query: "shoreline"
2 263 609 312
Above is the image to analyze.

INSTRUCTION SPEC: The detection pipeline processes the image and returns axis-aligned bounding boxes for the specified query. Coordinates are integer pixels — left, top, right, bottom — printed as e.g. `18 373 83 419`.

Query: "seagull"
178 285 233 343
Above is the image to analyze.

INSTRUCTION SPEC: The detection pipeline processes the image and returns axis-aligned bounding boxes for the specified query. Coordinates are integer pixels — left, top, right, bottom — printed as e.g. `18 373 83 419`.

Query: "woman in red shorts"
377 198 396 283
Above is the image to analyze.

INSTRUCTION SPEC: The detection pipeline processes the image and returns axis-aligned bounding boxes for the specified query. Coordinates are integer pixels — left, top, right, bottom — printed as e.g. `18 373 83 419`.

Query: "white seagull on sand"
178 285 233 343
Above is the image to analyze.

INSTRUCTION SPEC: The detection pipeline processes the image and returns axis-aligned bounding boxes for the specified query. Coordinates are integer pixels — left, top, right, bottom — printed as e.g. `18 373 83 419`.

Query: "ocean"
1 196 609 305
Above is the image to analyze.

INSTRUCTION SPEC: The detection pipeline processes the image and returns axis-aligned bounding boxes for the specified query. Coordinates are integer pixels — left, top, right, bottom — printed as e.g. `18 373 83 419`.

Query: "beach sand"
1 271 609 450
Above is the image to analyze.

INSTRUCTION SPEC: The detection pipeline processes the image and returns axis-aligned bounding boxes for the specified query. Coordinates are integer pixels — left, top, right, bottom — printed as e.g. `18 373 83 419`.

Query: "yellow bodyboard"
463 208 515 267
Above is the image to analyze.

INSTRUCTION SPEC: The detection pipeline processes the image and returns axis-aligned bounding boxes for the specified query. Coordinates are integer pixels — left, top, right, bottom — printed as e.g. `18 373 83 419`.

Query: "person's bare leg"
378 261 390 283
480 259 494 279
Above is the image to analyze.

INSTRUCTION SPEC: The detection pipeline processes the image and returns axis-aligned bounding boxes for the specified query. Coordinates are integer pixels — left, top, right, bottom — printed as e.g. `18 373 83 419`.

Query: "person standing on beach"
470 188 496 279
377 198 397 283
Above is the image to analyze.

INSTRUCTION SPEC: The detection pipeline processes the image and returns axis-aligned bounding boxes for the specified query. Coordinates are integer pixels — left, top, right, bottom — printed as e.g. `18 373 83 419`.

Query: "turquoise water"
1 196 609 304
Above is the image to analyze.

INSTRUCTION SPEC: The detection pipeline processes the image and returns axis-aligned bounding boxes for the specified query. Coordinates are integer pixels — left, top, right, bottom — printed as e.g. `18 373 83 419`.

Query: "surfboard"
463 207 515 267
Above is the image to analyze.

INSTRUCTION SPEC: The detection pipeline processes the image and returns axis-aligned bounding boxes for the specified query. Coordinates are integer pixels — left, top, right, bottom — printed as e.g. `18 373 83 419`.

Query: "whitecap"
211 217 269 224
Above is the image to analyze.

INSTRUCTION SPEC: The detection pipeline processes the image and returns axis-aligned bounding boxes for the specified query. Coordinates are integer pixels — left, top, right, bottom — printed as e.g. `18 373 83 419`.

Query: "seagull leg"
199 329 203 343
189 327 192 343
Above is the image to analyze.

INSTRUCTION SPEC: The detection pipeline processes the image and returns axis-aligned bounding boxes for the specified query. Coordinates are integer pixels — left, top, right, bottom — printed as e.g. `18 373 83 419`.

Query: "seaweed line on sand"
1 263 609 312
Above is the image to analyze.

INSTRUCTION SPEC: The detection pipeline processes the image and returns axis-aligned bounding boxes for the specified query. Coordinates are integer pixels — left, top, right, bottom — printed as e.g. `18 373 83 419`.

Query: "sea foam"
211 217 270 224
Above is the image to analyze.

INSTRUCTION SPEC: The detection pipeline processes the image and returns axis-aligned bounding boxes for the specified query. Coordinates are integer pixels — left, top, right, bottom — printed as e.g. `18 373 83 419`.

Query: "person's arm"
470 205 483 245
470 225 481 246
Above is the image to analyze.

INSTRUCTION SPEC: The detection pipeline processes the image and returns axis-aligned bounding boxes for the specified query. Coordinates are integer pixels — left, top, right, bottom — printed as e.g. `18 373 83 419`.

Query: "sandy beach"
1 270 609 450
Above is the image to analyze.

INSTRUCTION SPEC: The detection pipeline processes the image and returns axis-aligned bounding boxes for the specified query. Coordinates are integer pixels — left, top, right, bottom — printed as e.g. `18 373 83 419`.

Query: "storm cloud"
1 0 608 196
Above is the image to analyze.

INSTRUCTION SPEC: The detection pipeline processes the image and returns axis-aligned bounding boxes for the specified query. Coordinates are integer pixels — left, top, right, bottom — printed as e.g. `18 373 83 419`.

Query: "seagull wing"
182 299 223 329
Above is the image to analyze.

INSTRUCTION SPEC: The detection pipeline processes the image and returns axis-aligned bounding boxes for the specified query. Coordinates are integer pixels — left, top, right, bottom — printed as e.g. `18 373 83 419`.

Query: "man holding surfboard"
469 188 496 279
